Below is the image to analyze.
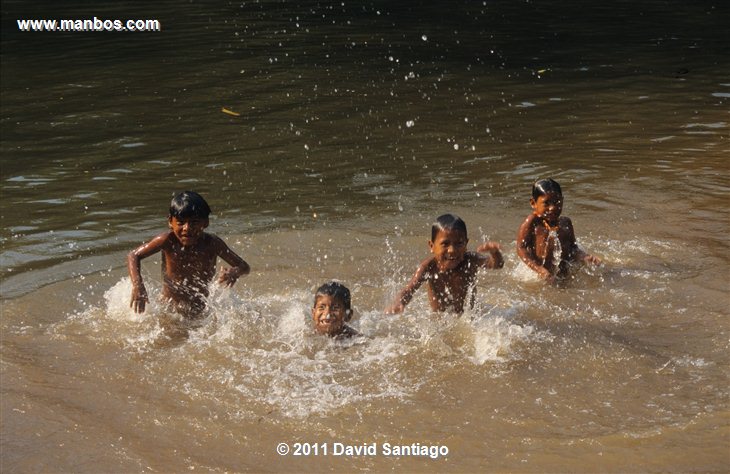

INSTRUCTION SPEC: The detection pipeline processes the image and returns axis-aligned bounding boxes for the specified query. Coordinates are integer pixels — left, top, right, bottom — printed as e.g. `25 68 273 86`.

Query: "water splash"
548 229 563 272
45 277 541 419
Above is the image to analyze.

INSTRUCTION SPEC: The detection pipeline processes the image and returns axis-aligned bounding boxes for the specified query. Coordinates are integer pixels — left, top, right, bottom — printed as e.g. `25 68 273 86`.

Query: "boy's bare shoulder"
201 231 221 243
417 255 438 273
517 213 538 237
200 232 227 248
141 231 176 250
521 212 540 227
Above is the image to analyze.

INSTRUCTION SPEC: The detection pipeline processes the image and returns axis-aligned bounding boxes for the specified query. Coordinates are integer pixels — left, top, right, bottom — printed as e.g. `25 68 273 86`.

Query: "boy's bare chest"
533 226 567 259
428 268 475 294
163 246 217 277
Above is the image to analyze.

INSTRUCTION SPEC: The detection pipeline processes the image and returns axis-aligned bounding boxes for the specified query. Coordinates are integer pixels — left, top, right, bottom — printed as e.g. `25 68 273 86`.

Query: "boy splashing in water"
386 214 503 315
312 281 358 339
516 178 601 283
128 191 250 317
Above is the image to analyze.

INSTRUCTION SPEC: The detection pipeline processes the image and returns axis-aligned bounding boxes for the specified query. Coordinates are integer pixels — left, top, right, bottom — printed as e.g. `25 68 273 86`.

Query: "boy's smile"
531 192 563 226
312 294 348 336
169 216 209 246
429 228 468 272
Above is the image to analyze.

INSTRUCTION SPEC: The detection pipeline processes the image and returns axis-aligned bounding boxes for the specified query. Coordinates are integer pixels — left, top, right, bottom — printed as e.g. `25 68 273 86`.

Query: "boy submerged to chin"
516 178 601 283
127 191 250 318
312 281 359 339
385 213 504 315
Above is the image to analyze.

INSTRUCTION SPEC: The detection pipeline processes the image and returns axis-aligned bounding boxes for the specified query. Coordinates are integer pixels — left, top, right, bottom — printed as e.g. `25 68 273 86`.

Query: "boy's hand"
537 268 556 284
384 302 404 315
130 285 148 313
218 267 242 287
584 254 602 266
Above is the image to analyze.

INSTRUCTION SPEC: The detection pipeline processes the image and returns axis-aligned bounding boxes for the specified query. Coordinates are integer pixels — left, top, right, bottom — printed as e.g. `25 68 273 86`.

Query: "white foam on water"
45 275 552 419
673 356 712 368
469 304 539 365
103 278 147 322
511 261 542 282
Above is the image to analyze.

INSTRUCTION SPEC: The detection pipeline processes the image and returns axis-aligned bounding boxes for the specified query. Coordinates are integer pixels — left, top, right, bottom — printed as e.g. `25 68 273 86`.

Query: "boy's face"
168 216 209 246
531 192 563 226
312 294 348 336
429 228 468 272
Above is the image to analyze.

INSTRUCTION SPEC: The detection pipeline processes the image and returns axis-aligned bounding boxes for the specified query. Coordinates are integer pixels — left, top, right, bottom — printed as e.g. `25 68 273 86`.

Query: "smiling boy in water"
127 191 250 317
312 281 358 339
385 214 504 315
516 178 601 283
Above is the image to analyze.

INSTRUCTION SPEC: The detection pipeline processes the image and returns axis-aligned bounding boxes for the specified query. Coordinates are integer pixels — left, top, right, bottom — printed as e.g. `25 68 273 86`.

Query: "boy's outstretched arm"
213 236 250 287
127 232 169 313
476 241 504 269
385 258 430 314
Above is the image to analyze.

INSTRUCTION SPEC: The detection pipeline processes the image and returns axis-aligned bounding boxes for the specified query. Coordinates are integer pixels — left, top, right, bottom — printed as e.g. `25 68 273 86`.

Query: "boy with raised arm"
516 178 601 283
128 191 250 317
386 213 503 315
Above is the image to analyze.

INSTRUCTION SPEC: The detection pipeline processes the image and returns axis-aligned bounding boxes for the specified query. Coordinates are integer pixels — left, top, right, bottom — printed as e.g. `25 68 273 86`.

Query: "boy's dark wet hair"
314 281 352 314
431 213 467 241
169 191 211 219
532 179 562 200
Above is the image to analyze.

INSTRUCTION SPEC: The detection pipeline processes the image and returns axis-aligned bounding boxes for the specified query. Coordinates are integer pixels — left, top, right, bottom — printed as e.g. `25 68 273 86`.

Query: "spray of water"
46 275 542 419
